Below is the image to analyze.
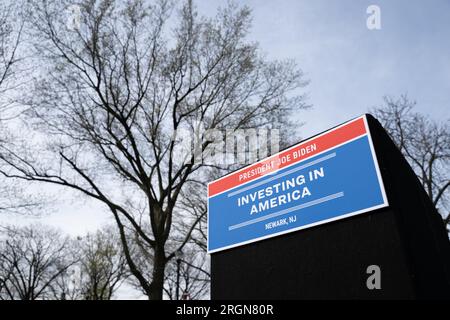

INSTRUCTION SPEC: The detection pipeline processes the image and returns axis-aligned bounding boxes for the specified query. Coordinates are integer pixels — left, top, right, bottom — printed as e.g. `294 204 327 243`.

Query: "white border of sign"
207 114 389 253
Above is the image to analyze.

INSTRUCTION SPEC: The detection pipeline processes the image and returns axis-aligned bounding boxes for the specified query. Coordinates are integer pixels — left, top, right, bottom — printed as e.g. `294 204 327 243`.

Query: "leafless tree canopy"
77 226 129 300
163 245 209 300
54 226 129 300
0 0 47 216
0 0 309 299
0 0 25 116
0 2 19 96
0 224 129 300
0 225 76 300
372 96 450 229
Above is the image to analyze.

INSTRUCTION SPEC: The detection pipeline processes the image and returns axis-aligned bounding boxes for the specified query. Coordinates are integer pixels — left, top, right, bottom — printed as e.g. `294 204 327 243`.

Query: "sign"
207 115 388 253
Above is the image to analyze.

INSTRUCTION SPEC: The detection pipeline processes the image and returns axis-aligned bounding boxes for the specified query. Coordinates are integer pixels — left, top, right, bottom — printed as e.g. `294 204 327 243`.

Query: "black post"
176 258 181 300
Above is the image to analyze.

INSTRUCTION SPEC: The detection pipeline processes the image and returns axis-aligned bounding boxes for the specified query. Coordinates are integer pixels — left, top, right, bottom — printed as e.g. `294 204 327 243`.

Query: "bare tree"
0 0 26 116
75 226 129 300
163 245 210 300
178 184 207 253
39 226 128 300
0 0 309 299
0 224 77 300
371 95 450 229
0 1 47 216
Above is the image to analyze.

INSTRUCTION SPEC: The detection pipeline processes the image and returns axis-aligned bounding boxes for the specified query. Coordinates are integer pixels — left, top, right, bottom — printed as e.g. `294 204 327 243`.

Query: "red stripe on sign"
208 117 367 197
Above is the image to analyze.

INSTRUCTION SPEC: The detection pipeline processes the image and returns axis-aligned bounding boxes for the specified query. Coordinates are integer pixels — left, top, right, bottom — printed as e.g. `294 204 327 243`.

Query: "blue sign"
208 116 388 253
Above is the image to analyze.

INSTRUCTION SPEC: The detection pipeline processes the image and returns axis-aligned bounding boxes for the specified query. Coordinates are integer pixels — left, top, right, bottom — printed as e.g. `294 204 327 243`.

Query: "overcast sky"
2 0 449 236
197 0 450 137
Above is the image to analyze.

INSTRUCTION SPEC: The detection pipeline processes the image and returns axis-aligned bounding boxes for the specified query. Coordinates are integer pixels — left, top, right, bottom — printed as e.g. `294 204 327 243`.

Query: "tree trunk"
149 245 166 300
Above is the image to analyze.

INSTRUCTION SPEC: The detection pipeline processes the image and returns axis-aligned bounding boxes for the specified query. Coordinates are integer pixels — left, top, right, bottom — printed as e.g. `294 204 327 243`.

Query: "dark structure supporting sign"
209 115 450 299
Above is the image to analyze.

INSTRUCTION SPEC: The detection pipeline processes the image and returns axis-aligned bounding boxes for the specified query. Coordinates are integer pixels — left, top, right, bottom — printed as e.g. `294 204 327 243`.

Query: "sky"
1 0 449 296
197 0 450 137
